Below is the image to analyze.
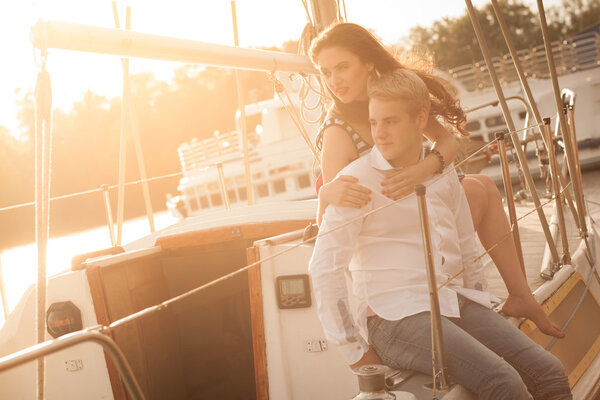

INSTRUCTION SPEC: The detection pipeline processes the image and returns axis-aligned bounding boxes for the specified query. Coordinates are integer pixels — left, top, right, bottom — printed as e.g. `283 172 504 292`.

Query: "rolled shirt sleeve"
308 204 370 365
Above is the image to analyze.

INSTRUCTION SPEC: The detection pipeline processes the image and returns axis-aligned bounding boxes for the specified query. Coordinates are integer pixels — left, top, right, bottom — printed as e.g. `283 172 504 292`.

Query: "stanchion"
416 184 450 394
543 119 571 264
495 132 526 276
566 106 587 231
216 162 231 210
101 184 116 247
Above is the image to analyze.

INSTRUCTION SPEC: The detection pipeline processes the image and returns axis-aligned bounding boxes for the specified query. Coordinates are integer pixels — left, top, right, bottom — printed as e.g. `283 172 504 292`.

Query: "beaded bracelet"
426 148 445 174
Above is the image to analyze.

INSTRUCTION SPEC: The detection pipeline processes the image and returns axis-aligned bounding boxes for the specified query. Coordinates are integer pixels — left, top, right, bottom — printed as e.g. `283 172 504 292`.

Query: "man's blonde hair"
367 68 431 116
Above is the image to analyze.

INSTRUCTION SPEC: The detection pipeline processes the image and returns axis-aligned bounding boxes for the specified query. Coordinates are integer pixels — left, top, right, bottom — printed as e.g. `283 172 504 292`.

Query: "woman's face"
315 46 372 103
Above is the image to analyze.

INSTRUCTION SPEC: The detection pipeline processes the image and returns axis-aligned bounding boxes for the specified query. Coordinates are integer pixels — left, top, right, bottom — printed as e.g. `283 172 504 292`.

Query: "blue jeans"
367 295 572 400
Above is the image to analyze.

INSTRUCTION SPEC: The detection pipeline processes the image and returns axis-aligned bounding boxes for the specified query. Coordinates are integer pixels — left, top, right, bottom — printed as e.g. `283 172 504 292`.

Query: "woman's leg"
461 174 563 338
368 312 531 400
455 296 572 400
461 174 518 270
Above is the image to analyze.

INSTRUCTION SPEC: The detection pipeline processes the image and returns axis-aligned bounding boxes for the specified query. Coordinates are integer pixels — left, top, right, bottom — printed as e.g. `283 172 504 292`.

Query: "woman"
309 22 563 338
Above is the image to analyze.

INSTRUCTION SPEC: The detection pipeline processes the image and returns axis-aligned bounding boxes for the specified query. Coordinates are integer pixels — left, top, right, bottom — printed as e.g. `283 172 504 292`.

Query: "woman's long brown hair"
309 22 468 137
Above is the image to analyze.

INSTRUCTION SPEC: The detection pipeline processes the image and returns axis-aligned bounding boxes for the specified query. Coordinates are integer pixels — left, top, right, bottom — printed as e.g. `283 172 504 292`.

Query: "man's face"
368 97 427 168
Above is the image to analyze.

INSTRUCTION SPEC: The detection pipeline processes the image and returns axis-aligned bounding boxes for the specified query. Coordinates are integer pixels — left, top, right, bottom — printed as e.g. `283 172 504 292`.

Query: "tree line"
0 0 597 249
407 0 599 70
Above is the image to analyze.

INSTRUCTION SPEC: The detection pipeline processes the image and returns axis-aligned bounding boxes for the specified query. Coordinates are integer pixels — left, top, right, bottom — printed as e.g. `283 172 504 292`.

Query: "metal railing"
449 31 600 92
0 327 145 400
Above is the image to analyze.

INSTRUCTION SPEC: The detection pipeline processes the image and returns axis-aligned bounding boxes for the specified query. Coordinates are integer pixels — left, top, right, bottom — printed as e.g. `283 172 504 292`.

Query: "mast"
308 0 339 32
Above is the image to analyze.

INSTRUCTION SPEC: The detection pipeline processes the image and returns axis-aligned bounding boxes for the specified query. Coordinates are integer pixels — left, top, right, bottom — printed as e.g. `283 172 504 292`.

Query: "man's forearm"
308 204 367 364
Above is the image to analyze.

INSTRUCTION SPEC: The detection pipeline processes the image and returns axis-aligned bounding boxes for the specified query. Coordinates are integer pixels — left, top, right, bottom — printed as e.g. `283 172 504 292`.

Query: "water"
0 211 178 327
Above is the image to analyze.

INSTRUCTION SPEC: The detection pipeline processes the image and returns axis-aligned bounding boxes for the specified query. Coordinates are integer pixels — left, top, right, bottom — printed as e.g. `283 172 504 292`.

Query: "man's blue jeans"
367 295 572 400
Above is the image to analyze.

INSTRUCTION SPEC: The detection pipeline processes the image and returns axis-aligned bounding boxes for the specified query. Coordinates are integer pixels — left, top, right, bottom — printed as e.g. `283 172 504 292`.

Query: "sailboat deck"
483 199 582 300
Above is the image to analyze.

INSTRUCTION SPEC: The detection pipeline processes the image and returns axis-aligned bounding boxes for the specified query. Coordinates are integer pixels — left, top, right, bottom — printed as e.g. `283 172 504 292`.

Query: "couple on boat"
308 23 572 399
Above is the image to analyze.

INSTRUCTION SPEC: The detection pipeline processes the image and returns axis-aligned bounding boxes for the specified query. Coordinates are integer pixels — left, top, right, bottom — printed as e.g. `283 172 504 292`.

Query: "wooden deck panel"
482 199 583 300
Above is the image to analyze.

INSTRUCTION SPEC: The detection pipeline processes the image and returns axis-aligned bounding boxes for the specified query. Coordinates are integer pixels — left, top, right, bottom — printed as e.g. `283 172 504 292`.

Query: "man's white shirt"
308 146 493 365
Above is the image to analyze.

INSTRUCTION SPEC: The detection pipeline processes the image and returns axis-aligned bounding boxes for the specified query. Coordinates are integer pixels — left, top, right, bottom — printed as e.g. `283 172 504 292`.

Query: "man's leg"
368 312 531 400
455 296 572 400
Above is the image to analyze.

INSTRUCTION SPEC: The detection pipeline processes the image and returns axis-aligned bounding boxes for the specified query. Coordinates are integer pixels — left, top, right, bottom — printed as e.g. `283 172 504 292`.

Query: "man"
308 69 572 400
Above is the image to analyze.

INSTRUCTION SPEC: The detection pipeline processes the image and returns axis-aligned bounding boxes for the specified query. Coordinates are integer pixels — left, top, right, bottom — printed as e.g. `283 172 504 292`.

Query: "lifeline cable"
104 126 530 332
5 118 564 335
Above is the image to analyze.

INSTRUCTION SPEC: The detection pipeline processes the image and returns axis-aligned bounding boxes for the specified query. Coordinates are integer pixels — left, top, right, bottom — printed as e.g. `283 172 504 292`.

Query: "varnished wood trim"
520 272 600 388
247 246 268 400
155 220 314 249
86 266 128 400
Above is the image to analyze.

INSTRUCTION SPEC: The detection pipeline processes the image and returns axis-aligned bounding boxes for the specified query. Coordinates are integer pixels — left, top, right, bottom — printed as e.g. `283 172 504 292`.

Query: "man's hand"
350 346 383 370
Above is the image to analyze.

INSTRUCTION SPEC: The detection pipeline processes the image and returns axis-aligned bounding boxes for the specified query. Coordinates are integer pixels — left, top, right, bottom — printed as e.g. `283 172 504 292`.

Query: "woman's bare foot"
502 294 565 338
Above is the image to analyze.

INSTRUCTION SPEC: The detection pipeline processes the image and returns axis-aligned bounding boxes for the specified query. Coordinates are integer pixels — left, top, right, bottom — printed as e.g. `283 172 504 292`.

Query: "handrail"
449 31 600 92
464 95 530 115
0 327 145 400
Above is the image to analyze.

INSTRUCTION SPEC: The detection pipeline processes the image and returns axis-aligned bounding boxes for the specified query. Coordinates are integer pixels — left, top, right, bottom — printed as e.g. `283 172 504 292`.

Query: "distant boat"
166 75 320 219
450 29 600 181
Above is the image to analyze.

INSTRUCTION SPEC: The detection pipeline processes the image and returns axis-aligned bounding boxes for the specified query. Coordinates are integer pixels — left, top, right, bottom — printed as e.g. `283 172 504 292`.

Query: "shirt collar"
368 145 424 172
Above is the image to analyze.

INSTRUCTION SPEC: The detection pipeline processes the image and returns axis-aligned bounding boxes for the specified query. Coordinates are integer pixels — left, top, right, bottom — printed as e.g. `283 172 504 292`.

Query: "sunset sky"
0 0 560 138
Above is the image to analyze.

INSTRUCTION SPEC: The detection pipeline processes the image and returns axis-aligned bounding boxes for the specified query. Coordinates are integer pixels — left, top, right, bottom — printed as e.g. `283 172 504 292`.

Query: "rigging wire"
268 73 321 164
340 0 348 22
0 171 183 213
103 124 545 332
298 74 328 124
588 199 600 207
15 6 595 392
0 119 550 216
0 138 318 214
437 181 573 291
300 0 314 28
2 52 571 339
15 115 585 353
